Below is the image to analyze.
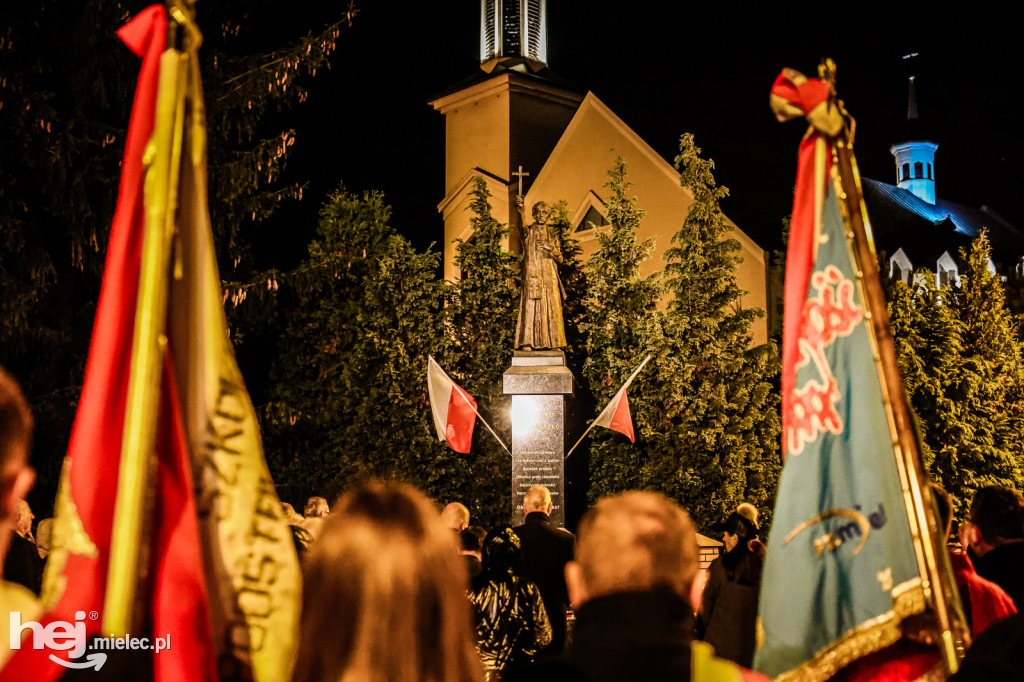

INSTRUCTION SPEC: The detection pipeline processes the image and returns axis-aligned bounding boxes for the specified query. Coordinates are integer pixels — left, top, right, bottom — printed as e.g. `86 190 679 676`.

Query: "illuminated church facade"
430 0 770 345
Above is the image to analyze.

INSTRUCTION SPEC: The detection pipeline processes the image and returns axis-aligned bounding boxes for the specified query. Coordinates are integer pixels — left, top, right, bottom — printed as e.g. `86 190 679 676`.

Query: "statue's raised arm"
515 201 567 350
515 195 528 241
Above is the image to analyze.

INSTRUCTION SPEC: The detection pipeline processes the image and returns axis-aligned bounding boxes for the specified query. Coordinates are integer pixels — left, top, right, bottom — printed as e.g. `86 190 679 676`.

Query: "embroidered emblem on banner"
787 265 862 454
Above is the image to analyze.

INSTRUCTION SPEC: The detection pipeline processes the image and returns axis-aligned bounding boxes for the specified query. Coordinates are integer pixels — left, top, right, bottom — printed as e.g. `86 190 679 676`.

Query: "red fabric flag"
590 355 651 444
427 356 478 454
593 388 635 442
770 68 843 459
1 7 216 680
150 365 218 682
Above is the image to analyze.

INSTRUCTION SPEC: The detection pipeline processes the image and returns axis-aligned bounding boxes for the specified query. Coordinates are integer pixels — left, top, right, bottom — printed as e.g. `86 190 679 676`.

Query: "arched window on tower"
480 0 547 64
523 0 544 61
927 163 933 180
914 161 923 179
902 163 910 181
481 0 497 61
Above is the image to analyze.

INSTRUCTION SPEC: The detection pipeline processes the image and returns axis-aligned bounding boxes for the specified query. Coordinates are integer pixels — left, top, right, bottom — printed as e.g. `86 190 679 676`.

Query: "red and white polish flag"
592 354 652 443
427 355 478 454
593 386 636 442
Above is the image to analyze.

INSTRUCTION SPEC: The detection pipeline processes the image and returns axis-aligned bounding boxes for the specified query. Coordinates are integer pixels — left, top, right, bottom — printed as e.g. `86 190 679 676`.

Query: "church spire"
480 0 547 73
890 74 938 205
907 75 919 120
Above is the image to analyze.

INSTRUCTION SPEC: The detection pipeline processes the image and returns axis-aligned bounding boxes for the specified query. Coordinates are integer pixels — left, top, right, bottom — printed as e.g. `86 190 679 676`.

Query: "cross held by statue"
512 164 530 199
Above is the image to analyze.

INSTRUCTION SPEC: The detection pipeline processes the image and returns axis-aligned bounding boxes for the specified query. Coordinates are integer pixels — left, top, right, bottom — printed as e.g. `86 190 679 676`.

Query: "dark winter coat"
699 547 762 667
951 611 1024 681
506 588 696 682
469 569 552 673
972 541 1024 611
512 511 575 655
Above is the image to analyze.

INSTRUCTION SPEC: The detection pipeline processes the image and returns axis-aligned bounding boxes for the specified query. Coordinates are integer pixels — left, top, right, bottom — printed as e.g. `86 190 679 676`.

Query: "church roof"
861 177 1024 268
428 64 584 104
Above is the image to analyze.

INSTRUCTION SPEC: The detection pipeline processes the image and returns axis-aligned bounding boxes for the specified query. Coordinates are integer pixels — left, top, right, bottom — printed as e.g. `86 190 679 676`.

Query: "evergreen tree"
549 201 588 371
447 178 521 526
769 216 791 342
262 190 448 503
651 133 780 530
948 235 1024 506
1 2 139 496
0 2 351 505
203 1 354 278
582 158 663 499
888 275 968 513
888 234 1024 517
549 200 593 522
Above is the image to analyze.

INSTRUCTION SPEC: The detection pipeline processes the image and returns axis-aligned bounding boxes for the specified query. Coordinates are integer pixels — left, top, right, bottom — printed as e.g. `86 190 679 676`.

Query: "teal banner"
754 183 923 680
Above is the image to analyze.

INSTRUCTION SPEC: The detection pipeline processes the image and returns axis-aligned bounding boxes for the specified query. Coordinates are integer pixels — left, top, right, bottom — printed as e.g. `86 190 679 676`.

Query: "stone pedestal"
504 350 573 527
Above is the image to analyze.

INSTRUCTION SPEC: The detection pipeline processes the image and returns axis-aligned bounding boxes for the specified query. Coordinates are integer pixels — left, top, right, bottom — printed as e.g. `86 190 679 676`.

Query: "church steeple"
431 1 582 282
906 74 919 120
890 75 938 205
480 0 547 73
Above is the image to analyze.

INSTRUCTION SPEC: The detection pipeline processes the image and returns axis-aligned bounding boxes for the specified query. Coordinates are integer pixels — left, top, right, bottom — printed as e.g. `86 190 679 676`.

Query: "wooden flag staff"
822 58 968 673
565 354 652 460
451 382 511 456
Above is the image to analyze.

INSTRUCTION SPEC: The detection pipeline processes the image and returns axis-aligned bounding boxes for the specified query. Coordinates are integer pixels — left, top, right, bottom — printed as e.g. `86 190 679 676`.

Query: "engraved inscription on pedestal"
505 351 573 527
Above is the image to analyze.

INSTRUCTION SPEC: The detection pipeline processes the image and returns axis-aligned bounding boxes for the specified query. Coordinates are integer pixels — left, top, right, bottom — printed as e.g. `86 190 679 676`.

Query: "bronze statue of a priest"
515 200 566 350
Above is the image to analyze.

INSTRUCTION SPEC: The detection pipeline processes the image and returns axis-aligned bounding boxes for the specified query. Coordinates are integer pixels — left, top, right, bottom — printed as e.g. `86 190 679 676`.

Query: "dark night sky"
268 4 1020 262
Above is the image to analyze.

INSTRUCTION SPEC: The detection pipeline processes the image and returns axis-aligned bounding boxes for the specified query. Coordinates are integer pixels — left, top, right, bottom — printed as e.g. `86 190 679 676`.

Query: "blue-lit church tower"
861 71 1023 285
889 76 938 205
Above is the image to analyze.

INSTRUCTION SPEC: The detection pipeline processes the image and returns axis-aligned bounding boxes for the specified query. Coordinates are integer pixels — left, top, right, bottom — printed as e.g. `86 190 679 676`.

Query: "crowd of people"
286 480 1024 682
286 479 769 682
6 362 1024 680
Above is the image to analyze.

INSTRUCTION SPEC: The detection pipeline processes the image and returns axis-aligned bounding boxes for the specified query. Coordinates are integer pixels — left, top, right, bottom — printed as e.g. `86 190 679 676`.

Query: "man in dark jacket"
470 527 552 675
699 511 762 667
963 485 1024 610
563 491 698 681
513 485 575 655
507 491 770 682
508 491 705 682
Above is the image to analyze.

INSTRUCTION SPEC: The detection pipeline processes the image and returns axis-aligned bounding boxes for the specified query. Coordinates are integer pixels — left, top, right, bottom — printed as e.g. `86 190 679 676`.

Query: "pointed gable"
524 93 768 344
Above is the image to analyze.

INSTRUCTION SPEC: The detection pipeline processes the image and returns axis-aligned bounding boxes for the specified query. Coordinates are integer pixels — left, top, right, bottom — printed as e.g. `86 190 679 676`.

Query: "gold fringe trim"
40 458 100 610
773 578 927 682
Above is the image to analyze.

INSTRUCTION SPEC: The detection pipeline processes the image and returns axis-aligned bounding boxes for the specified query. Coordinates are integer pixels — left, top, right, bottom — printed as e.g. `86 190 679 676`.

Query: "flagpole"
565 354 651 460
564 417 600 461
824 60 967 671
103 7 191 638
451 383 511 455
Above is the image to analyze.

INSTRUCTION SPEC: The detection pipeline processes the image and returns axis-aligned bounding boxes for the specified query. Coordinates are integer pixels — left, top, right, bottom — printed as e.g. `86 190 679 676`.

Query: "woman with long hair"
292 480 484 682
699 510 765 667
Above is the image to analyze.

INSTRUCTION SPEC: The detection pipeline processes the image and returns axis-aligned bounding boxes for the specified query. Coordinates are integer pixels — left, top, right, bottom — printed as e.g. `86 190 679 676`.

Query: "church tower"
889 75 938 205
480 0 547 71
430 1 583 280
